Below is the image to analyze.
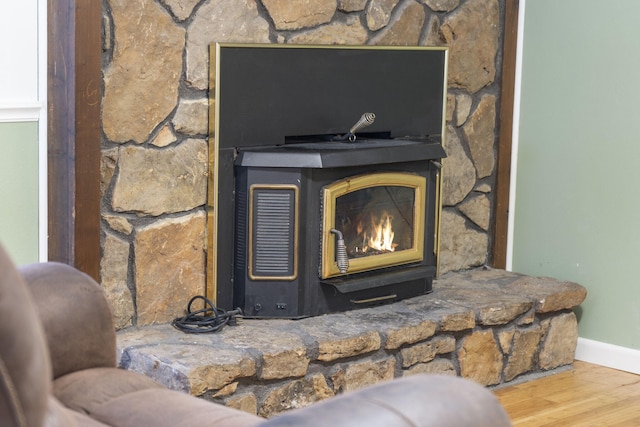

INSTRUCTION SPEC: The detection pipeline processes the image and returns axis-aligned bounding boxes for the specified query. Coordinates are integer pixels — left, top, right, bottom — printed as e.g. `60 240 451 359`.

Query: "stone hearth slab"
116 268 586 417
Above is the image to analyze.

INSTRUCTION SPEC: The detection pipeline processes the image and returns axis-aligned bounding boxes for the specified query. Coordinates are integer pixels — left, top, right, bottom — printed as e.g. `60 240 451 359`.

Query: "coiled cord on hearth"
172 295 242 334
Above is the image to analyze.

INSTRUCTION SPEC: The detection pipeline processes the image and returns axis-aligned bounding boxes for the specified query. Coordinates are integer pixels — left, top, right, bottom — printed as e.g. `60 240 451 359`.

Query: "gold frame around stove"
206 44 217 303
207 43 448 304
321 172 427 279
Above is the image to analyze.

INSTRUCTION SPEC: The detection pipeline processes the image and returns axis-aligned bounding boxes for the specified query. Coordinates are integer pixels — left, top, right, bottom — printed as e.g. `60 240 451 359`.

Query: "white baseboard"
575 337 640 374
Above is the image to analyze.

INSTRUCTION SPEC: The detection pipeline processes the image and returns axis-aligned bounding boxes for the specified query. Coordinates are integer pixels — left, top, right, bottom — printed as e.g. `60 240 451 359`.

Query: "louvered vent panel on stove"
251 187 297 279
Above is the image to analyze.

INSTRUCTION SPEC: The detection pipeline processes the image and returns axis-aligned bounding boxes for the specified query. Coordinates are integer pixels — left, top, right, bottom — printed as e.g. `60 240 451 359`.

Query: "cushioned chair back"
0 245 51 427
19 262 117 379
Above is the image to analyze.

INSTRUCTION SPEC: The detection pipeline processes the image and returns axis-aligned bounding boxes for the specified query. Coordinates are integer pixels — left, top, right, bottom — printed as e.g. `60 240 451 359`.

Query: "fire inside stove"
339 189 411 256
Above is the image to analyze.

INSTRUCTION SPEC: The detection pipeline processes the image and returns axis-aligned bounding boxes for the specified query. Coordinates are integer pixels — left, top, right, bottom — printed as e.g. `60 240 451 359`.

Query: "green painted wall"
0 121 39 264
513 0 640 350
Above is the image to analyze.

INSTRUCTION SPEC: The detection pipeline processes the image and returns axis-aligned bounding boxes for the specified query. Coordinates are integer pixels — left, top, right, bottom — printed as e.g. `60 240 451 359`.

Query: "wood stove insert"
208 44 448 318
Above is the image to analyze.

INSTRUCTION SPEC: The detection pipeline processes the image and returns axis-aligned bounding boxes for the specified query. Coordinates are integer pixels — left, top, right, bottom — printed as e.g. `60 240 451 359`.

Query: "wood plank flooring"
494 361 640 426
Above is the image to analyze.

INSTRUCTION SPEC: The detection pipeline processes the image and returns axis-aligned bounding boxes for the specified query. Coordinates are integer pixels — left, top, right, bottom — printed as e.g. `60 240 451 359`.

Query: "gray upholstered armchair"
0 243 511 427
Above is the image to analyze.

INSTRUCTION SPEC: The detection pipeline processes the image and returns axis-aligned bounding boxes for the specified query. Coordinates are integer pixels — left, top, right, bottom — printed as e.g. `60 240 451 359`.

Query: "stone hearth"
116 268 586 418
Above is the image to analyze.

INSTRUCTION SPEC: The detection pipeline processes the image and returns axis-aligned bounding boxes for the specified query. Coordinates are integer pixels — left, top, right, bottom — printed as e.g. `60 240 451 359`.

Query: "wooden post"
47 0 101 280
492 0 520 269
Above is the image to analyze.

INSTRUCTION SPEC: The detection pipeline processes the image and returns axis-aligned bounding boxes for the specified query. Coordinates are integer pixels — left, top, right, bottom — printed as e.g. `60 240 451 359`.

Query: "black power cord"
172 295 242 334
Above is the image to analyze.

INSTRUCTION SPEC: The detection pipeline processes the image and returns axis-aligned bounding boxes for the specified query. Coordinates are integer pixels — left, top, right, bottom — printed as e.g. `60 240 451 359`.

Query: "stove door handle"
330 229 350 274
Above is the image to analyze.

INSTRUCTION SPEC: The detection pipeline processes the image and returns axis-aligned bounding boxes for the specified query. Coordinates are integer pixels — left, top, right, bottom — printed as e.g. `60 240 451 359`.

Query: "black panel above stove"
215 44 448 149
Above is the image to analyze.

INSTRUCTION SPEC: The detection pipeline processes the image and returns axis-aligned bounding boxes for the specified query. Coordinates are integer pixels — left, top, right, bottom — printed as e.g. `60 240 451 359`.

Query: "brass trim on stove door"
321 172 426 279
248 184 299 281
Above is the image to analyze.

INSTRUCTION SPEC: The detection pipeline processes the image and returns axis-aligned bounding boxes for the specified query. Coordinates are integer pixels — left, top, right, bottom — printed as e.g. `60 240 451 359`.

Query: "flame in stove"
361 211 396 253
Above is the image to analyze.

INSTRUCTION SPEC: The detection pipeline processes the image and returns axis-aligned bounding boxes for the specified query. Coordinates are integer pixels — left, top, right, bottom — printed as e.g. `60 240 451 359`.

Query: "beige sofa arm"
0 246 52 427
19 262 117 379
261 374 512 427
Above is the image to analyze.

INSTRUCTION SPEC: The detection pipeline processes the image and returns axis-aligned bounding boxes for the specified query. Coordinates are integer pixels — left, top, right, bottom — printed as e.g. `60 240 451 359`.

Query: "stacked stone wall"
100 0 505 327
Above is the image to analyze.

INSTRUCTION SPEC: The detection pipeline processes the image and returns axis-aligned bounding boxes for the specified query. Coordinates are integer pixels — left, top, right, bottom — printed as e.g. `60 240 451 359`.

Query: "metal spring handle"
332 112 376 142
330 229 349 274
349 112 376 135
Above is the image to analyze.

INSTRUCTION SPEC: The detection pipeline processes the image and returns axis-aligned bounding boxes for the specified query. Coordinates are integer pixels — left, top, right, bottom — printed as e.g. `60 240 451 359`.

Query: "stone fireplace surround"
97 0 589 417
100 0 503 329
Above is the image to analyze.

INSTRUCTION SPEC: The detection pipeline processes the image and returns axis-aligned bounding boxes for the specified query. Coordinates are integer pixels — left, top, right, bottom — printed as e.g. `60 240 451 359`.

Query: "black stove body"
209 44 448 318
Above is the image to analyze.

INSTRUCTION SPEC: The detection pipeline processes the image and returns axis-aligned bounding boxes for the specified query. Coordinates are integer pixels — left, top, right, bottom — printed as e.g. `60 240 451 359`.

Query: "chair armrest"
0 245 51 427
260 374 512 427
18 262 117 379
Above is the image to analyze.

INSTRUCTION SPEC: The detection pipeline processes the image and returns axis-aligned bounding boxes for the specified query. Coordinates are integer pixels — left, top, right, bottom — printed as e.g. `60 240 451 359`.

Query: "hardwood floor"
494 361 640 426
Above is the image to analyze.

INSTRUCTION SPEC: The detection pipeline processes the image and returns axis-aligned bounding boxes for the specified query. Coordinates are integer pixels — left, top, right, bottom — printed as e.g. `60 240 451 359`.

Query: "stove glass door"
321 172 426 279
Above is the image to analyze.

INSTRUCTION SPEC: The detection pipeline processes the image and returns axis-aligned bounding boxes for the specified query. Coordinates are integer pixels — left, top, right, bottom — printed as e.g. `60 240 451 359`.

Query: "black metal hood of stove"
235 131 447 169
